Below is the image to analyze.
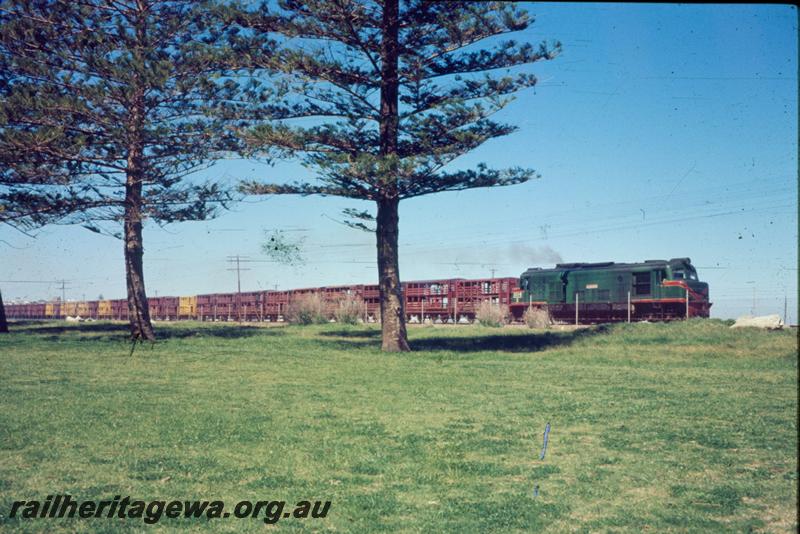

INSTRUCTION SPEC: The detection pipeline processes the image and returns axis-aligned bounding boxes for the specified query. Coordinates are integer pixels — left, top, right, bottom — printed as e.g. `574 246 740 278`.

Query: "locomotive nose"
688 280 709 298
686 280 712 316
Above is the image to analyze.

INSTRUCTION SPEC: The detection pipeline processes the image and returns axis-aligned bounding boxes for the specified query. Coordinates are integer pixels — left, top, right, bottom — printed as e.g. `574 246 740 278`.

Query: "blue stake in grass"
539 422 551 460
533 422 551 499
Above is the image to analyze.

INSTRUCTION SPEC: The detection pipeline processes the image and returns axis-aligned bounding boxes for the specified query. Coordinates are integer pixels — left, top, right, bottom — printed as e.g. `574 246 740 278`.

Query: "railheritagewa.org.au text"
8 495 331 524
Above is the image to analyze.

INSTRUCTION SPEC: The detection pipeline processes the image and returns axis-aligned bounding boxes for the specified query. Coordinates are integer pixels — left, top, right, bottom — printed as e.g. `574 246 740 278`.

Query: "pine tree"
0 0 269 340
240 0 559 351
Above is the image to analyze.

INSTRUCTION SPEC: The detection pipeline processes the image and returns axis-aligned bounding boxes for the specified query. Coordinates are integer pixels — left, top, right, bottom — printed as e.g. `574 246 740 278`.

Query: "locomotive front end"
662 258 711 318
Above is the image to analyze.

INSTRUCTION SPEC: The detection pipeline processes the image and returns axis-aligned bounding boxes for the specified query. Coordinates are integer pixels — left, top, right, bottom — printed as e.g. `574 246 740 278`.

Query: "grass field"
0 319 797 532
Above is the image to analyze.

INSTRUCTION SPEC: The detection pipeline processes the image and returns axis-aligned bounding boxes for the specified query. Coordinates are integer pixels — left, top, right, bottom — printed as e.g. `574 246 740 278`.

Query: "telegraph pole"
784 294 788 325
227 255 251 322
0 279 72 318
224 256 284 322
745 281 756 315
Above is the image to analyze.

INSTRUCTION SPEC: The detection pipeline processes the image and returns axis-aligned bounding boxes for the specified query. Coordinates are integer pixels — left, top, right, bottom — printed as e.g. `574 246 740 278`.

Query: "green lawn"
0 320 797 532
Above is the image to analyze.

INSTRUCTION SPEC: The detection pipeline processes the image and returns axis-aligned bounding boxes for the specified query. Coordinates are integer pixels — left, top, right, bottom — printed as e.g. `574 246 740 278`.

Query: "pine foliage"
240 0 560 202
0 0 270 233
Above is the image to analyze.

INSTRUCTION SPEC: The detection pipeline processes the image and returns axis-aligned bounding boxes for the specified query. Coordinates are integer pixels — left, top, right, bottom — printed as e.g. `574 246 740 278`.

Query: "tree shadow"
13 321 279 342
317 325 608 353
152 325 282 340
12 321 124 336
318 329 381 338
411 327 606 353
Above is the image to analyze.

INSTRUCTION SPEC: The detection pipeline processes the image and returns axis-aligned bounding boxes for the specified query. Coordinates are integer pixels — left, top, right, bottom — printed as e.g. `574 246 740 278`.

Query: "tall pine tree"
240 0 559 351
0 0 269 340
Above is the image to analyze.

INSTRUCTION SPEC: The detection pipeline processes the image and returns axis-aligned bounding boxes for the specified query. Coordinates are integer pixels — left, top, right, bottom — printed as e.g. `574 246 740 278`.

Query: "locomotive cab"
666 258 707 291
669 263 697 281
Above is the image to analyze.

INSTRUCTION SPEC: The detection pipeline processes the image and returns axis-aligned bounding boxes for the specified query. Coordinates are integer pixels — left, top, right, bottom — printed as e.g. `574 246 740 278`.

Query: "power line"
0 280 71 283
299 192 795 254
0 279 73 301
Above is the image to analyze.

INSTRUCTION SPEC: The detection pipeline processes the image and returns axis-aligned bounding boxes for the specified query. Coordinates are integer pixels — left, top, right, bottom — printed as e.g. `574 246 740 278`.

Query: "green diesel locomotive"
510 258 711 323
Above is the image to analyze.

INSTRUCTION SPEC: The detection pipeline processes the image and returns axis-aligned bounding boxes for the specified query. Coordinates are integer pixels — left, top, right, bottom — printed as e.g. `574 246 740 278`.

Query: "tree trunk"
124 190 155 342
0 289 8 333
124 71 155 342
124 171 155 341
376 197 409 352
376 0 409 352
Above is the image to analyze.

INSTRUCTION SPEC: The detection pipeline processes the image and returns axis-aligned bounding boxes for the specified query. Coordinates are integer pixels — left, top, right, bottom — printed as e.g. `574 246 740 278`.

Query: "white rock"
730 314 784 330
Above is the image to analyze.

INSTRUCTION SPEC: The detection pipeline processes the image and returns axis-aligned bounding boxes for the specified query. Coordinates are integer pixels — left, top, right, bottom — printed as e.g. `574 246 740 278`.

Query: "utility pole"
225 256 283 322
227 255 251 322
59 279 71 318
783 294 788 325
490 267 496 279
0 279 73 319
746 281 756 315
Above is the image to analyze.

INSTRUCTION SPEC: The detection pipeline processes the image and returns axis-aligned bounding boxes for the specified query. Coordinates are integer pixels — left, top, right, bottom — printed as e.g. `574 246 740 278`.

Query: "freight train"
5 258 710 324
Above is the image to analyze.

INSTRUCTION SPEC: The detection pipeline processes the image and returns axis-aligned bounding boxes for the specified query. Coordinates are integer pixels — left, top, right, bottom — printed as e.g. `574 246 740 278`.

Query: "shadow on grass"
318 329 381 338
412 327 606 353
319 325 608 353
157 325 282 340
11 321 279 342
10 320 123 332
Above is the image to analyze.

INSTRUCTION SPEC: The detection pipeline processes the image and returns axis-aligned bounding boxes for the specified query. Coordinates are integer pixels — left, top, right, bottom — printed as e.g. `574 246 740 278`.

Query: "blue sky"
1 3 797 323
